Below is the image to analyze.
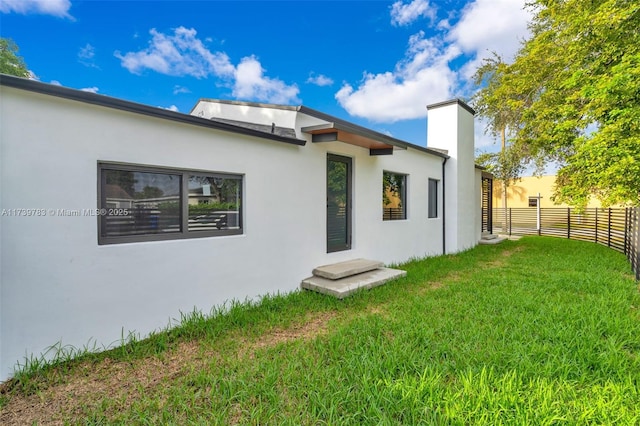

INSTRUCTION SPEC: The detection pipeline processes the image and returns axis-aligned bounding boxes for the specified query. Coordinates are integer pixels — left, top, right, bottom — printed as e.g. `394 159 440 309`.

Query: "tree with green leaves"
475 147 527 193
476 145 527 231
473 0 640 208
473 54 531 227
0 38 30 78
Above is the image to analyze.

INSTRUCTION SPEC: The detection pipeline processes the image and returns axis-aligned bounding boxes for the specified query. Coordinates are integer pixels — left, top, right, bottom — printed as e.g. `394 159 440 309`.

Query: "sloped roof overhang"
301 122 399 155
299 106 449 158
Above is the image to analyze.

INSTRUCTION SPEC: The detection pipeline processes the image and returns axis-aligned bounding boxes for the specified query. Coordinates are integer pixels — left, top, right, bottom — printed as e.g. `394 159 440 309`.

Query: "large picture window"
99 163 242 244
383 171 407 221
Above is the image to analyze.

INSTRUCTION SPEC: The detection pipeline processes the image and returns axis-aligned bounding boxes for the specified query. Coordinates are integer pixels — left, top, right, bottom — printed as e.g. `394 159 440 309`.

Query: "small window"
528 197 538 208
383 171 407 220
428 178 438 218
99 163 242 244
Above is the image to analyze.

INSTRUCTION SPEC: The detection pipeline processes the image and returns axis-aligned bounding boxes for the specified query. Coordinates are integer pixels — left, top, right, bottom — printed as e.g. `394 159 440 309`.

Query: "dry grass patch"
0 339 206 425
0 311 336 425
242 311 336 358
414 271 464 296
479 245 525 269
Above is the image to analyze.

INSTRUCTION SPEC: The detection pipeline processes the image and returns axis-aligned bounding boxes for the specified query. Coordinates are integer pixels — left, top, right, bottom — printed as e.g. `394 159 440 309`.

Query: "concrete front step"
301 267 407 299
481 232 498 240
312 258 383 280
479 235 508 245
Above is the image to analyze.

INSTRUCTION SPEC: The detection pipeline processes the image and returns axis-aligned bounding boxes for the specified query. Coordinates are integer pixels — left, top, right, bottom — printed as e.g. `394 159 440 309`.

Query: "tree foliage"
0 38 30 78
473 54 529 143
473 0 640 207
475 147 526 190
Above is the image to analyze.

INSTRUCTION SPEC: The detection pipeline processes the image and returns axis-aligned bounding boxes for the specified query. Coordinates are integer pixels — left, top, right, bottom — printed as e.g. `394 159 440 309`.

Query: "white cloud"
0 0 73 19
116 27 299 104
449 0 530 80
449 0 529 60
115 27 235 78
80 87 99 93
307 73 334 87
336 31 457 122
78 44 95 60
78 43 99 68
162 105 180 112
173 85 191 94
336 0 531 123
233 56 300 104
50 80 62 86
390 0 436 26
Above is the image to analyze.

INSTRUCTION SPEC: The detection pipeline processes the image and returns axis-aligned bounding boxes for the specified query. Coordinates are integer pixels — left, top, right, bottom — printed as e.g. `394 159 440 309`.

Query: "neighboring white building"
0 74 482 381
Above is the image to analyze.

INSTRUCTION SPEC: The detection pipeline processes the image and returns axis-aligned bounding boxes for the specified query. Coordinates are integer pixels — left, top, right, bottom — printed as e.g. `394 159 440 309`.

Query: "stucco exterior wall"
426 101 477 253
0 85 458 380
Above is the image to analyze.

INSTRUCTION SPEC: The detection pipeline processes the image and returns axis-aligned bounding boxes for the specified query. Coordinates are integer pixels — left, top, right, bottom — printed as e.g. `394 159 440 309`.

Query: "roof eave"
0 74 306 146
299 106 449 159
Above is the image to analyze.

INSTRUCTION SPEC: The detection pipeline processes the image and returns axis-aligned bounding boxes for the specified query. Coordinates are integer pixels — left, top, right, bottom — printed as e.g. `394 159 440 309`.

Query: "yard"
1 237 639 424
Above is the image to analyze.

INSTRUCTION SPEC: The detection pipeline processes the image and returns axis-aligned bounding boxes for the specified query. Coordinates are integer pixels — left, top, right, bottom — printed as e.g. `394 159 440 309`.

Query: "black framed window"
428 178 438 218
383 171 407 221
99 163 242 244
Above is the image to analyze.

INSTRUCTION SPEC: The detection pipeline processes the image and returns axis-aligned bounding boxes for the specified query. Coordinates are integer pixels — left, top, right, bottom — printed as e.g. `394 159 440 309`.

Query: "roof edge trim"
0 74 306 146
426 98 476 116
299 105 449 159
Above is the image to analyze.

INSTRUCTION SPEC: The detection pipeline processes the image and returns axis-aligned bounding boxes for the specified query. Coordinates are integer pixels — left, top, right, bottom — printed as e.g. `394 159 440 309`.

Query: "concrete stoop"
301 258 407 299
479 232 508 245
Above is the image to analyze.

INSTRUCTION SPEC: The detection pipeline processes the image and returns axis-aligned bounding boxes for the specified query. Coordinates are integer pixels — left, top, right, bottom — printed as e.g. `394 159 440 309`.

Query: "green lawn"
2 237 639 424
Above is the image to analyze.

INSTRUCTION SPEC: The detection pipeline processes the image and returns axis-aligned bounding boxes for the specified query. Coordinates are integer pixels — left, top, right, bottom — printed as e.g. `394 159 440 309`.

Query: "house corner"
426 99 477 254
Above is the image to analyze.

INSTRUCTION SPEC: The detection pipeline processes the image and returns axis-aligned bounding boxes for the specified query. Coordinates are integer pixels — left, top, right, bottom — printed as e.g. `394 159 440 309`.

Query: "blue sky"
1 0 531 150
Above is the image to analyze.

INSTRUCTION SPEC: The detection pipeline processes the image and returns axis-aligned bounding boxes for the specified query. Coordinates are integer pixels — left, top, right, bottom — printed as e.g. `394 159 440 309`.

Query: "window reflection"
103 170 181 236
188 175 241 232
383 171 407 220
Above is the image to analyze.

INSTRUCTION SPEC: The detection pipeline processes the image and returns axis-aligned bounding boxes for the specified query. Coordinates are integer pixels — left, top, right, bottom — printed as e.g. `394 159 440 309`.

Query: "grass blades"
1 236 639 424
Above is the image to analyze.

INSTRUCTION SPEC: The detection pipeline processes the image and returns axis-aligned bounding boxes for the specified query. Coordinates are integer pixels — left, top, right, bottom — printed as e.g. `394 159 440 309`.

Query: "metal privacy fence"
492 207 640 280
383 207 405 221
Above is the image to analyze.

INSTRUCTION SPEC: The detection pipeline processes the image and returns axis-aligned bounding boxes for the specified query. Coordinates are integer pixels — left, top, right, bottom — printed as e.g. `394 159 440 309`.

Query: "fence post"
508 208 512 236
567 208 571 239
595 208 598 243
537 201 541 236
624 207 630 260
633 207 640 281
608 208 612 247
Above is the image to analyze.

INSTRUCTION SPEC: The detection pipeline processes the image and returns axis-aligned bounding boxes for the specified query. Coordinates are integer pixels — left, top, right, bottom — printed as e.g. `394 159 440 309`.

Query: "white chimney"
427 99 478 253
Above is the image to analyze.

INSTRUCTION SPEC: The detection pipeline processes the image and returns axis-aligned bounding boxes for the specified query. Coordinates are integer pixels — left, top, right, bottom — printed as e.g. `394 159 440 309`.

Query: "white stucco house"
0 74 485 381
